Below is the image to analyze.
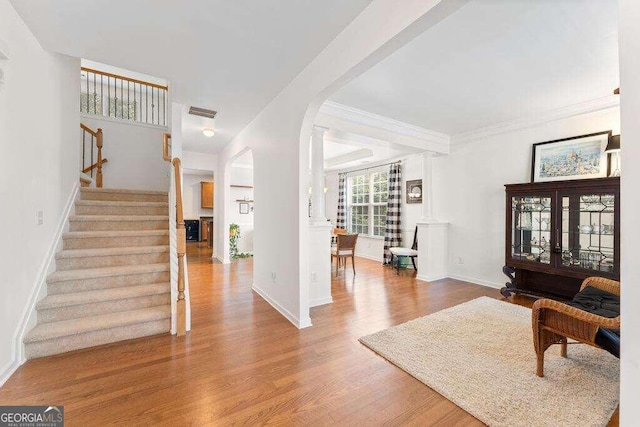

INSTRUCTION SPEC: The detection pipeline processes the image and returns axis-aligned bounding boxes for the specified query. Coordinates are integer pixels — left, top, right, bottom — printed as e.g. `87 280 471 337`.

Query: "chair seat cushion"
595 328 620 358
389 247 418 257
567 286 620 318
567 285 620 358
331 248 353 256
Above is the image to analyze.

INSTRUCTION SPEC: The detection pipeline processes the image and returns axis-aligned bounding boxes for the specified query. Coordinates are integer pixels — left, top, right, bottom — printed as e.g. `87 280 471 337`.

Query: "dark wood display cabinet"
502 177 620 300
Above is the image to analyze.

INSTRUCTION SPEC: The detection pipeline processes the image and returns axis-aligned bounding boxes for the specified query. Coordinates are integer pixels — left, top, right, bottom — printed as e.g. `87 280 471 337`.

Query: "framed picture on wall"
531 131 611 182
239 202 249 214
406 179 422 204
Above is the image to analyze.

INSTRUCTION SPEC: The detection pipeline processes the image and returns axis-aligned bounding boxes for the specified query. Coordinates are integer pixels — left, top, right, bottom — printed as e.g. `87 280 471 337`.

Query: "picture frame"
531 131 611 183
239 202 249 214
406 179 422 204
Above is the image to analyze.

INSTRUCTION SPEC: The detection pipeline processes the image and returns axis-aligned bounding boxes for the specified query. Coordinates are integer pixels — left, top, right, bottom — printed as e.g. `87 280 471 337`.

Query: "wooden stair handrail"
80 123 100 136
82 158 108 174
173 156 187 336
82 66 168 91
80 123 104 188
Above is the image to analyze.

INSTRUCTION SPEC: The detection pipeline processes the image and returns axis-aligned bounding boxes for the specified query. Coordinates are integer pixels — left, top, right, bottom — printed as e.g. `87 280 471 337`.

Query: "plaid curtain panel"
336 174 346 229
383 163 402 264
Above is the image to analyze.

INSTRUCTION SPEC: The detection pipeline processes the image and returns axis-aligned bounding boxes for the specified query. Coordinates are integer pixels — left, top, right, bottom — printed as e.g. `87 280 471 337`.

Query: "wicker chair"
532 276 620 377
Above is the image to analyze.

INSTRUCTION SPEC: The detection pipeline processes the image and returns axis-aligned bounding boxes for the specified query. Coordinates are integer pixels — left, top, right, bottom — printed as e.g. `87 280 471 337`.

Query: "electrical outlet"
271 272 276 283
457 257 464 265
311 272 317 282
36 210 44 225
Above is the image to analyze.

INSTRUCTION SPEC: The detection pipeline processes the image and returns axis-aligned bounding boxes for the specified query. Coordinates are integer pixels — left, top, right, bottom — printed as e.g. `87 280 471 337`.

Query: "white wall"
618 0 640 421
434 107 620 288
182 173 213 220
325 155 424 262
80 115 169 191
0 0 79 382
229 165 254 254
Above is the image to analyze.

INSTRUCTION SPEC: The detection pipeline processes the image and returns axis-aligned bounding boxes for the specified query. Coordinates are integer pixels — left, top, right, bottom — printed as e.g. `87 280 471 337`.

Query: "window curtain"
383 163 402 264
336 174 346 229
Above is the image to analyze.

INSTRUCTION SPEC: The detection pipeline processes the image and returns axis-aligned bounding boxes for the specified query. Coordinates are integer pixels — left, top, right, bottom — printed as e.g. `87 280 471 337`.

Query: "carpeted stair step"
63 230 169 250
24 306 171 359
36 283 170 323
80 187 168 203
75 200 168 216
56 246 170 270
69 215 169 232
46 263 170 295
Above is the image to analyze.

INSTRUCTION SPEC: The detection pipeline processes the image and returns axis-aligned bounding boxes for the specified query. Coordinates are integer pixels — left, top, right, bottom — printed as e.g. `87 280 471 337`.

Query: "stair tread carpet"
56 245 169 259
69 215 169 222
63 229 169 239
47 263 170 283
36 283 170 310
80 188 168 196
24 306 171 342
75 200 169 207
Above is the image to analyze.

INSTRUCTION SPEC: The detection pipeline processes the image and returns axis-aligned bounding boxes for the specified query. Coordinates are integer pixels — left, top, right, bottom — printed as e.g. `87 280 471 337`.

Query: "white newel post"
311 125 328 224
417 151 449 282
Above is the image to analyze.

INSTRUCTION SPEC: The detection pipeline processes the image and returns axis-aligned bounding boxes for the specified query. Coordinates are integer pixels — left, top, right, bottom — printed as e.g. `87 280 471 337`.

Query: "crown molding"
451 95 620 145
320 101 450 147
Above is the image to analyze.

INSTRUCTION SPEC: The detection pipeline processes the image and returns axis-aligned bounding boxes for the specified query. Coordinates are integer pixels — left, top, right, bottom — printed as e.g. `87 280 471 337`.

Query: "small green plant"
229 224 253 259
229 223 240 258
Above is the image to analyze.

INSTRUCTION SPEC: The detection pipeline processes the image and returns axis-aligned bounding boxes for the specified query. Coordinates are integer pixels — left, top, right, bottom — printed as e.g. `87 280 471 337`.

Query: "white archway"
215 0 471 328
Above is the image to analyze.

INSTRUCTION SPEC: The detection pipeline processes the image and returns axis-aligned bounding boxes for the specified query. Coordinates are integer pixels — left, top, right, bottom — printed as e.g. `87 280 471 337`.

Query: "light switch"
36 210 43 225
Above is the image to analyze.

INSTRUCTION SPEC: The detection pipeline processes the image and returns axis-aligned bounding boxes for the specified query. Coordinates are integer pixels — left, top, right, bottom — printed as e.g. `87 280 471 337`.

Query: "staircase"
24 187 172 359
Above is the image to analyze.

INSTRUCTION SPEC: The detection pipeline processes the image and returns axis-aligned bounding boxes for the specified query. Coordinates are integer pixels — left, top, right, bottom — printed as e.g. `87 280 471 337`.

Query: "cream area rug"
359 297 619 427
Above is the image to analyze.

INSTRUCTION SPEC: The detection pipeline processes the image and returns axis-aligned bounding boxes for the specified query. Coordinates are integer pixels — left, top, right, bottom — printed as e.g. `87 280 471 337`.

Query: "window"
81 92 137 120
347 170 388 237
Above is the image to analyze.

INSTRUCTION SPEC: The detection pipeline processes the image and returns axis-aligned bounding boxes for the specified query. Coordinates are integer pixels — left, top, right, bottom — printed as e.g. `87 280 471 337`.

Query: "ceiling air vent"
188 106 217 119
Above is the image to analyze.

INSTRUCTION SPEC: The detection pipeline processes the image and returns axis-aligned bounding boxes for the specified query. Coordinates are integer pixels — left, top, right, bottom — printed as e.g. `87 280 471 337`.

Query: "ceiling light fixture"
202 128 215 138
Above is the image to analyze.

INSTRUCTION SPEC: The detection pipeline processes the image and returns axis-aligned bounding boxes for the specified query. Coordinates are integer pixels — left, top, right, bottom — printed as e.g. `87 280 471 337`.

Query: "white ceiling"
330 0 619 135
11 0 371 152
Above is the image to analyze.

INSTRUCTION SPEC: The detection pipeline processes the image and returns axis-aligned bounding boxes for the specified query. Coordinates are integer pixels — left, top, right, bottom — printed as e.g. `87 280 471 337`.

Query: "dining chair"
389 226 418 275
331 233 358 277
332 227 347 245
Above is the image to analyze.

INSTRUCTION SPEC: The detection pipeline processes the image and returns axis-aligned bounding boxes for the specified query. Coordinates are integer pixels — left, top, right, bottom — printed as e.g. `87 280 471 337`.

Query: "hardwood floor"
0 243 618 425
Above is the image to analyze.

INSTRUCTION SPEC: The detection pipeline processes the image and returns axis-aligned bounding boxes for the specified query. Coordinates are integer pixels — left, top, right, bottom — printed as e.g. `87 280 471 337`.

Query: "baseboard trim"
354 253 383 263
216 255 231 264
9 182 79 380
448 273 503 290
251 284 312 329
0 359 20 388
416 274 448 283
310 296 333 307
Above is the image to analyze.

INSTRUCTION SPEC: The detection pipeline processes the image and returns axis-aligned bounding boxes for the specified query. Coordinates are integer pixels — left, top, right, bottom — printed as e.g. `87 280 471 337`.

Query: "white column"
311 125 329 224
421 152 434 221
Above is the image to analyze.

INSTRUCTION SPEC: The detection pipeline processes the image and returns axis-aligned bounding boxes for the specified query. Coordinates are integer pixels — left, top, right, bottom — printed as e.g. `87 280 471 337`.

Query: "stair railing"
164 133 186 336
80 123 106 188
81 66 168 126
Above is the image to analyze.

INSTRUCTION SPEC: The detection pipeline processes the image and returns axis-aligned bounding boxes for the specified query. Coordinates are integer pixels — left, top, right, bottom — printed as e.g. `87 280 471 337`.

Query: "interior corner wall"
434 107 621 288
80 116 169 191
0 0 80 377
182 173 214 220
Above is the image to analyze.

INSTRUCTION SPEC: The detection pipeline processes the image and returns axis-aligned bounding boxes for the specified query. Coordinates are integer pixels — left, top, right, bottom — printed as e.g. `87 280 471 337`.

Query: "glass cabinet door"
511 196 552 264
561 193 615 273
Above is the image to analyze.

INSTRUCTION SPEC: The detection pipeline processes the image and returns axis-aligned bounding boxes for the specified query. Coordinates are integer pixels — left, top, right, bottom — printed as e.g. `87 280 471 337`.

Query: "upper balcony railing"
80 67 168 127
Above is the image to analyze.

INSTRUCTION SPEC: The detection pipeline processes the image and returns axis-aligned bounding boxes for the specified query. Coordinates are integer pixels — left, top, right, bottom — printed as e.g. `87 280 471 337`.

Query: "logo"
0 406 64 427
